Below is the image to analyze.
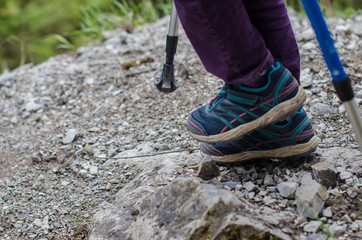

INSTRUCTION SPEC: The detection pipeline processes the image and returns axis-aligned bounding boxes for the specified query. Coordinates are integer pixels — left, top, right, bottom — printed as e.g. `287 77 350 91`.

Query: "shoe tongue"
208 85 228 108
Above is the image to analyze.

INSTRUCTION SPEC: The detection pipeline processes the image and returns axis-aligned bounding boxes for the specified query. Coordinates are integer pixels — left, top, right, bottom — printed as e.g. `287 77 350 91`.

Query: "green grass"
286 0 361 17
0 0 171 73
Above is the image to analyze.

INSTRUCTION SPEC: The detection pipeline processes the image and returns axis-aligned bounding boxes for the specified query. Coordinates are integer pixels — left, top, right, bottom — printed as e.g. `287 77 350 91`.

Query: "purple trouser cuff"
174 0 300 85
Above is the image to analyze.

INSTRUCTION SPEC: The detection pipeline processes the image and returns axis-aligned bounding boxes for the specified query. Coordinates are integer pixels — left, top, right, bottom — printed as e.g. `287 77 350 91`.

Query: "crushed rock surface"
0 9 361 240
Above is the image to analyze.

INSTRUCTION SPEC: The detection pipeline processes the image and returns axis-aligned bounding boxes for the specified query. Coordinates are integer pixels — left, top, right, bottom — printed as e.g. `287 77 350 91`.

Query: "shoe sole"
190 86 306 143
205 135 319 163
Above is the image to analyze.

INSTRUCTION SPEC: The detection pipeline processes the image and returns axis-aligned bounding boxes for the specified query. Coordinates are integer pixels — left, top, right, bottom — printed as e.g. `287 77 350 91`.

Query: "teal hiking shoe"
200 108 319 163
187 62 306 143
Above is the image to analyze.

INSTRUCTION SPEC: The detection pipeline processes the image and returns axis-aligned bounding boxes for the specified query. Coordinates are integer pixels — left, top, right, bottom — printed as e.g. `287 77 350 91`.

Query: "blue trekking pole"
301 0 362 152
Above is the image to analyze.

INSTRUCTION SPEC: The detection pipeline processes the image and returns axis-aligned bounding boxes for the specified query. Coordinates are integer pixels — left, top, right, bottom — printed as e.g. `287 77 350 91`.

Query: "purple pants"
174 0 300 86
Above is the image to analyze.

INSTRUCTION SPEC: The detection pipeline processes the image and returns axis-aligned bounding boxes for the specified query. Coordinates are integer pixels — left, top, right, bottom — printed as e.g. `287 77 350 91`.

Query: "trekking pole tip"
155 63 179 93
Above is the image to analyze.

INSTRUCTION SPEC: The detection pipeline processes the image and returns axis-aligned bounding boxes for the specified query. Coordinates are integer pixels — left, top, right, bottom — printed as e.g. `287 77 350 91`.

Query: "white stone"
61 181 70 186
301 28 315 41
303 220 321 233
323 207 332 218
25 101 42 112
264 215 279 225
62 128 78 144
296 177 328 218
310 103 331 116
79 169 88 176
33 219 43 227
340 171 352 180
329 223 347 236
85 77 95 85
263 196 276 205
89 166 99 175
244 181 256 192
277 182 298 199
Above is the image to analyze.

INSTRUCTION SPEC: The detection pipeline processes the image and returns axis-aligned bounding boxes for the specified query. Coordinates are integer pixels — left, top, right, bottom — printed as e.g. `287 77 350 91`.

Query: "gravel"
0 9 361 240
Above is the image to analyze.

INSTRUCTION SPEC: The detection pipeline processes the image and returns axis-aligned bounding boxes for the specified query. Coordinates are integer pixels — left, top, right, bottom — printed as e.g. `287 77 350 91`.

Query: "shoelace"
208 84 229 109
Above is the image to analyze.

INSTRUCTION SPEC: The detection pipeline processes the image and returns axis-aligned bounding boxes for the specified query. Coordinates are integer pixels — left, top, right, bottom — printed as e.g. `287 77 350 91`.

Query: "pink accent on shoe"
278 81 298 97
219 81 300 134
201 142 222 156
208 96 217 109
220 126 229 134
295 130 314 138
188 118 206 136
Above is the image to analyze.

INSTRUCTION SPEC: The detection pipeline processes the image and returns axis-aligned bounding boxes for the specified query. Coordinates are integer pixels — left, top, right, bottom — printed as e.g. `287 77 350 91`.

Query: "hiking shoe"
187 62 306 143
200 108 319 163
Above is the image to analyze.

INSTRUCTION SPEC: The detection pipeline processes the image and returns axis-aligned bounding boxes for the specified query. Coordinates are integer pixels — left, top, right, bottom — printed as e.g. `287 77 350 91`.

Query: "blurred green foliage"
286 0 361 17
0 0 361 73
0 0 112 71
0 0 171 73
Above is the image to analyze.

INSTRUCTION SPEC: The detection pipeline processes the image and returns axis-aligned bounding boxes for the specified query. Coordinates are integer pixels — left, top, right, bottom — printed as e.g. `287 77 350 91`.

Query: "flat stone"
329 223 347 236
62 129 78 144
84 189 92 195
89 166 99 175
244 181 256 192
307 234 327 240
300 28 315 41
311 162 337 188
263 196 276 206
263 215 279 225
310 103 331 116
197 155 220 181
25 101 42 112
61 181 70 186
339 171 352 180
303 220 321 233
33 219 43 227
277 182 298 199
90 177 290 240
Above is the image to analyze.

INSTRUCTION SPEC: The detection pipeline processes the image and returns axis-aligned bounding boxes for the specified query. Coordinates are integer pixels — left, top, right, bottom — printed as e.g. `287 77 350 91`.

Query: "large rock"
319 147 361 168
90 176 289 240
296 174 329 218
89 153 289 240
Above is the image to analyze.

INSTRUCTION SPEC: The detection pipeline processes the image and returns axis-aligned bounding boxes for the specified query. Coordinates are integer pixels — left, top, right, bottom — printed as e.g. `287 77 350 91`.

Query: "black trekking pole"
155 1 180 93
302 0 362 152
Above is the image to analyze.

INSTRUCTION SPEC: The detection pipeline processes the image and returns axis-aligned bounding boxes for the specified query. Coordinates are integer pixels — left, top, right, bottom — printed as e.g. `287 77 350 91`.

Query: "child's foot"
200 108 319 163
187 62 306 143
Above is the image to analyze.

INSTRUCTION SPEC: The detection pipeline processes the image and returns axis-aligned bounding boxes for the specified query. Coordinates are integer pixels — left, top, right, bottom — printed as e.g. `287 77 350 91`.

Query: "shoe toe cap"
187 114 208 136
200 142 224 156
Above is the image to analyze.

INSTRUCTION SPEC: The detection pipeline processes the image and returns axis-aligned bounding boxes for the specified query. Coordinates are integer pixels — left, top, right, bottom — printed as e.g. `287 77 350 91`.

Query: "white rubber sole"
207 136 319 163
190 86 306 143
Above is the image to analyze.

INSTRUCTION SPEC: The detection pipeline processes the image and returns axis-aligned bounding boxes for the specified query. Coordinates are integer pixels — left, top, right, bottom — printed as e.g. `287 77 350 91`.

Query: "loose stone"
322 207 332 218
303 220 321 233
296 177 328 218
244 181 256 192
277 182 298 199
196 155 220 181
89 166 99 175
62 129 78 144
339 171 352 180
311 162 337 188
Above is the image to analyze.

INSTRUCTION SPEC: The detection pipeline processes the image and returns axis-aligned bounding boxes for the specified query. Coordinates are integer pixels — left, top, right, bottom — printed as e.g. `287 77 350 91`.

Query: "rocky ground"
0 9 361 240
